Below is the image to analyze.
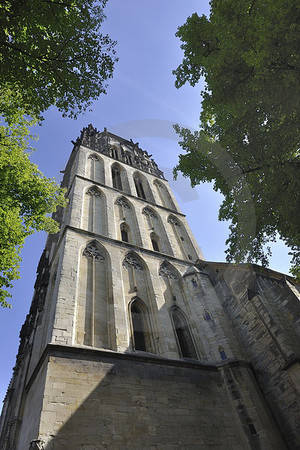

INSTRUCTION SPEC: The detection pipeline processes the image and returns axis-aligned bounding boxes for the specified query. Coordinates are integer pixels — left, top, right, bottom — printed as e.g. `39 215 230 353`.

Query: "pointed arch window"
134 177 146 199
112 166 122 190
130 299 152 352
84 186 103 234
247 418 257 435
219 346 227 360
204 309 212 321
191 278 198 287
120 222 129 242
150 232 160 252
125 152 132 165
171 308 197 359
111 147 119 160
79 241 106 348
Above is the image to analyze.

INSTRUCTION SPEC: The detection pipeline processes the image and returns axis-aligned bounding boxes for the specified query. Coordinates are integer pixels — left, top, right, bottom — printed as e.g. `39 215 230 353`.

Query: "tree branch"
0 41 46 62
43 0 73 7
0 40 95 65
269 63 297 71
241 165 264 175
248 0 257 15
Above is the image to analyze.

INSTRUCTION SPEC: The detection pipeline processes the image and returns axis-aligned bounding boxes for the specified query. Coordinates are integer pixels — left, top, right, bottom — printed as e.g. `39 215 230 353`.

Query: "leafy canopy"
173 0 300 278
0 0 116 306
0 93 67 307
0 0 116 120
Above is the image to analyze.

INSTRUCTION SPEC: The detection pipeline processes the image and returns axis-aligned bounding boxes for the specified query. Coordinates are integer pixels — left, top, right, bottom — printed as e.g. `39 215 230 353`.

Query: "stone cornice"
75 174 185 217
78 124 166 180
25 342 255 394
200 260 296 285
59 225 203 268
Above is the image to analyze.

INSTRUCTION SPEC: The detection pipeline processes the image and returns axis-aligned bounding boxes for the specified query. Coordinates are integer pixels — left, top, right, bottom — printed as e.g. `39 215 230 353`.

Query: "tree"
173 0 300 278
0 0 117 306
0 0 116 121
0 101 67 307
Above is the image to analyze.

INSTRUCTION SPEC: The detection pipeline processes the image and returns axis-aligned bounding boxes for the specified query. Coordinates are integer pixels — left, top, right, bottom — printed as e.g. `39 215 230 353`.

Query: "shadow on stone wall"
40 350 248 450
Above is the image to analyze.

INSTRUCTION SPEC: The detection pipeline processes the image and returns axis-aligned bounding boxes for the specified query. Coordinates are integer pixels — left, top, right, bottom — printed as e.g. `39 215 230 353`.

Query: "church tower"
1 125 299 449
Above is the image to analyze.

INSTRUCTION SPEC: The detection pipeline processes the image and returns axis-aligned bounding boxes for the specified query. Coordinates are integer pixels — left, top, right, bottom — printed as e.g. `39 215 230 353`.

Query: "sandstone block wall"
208 264 300 449
34 347 283 450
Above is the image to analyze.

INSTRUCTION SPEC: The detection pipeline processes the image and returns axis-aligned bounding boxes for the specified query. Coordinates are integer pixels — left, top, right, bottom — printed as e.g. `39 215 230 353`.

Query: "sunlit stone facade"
1 125 299 449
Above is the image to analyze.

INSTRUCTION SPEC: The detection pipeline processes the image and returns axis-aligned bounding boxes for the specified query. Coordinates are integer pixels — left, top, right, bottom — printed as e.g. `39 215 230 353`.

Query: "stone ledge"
51 224 204 269
26 343 253 394
76 173 185 216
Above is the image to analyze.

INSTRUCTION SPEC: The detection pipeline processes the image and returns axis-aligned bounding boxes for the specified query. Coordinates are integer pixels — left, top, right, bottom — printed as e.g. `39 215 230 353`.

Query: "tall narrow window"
204 309 212 321
125 153 132 165
191 278 198 287
112 147 119 160
219 346 227 360
150 232 160 252
120 223 129 242
112 166 122 190
172 308 197 359
247 419 257 435
131 301 146 351
134 177 146 199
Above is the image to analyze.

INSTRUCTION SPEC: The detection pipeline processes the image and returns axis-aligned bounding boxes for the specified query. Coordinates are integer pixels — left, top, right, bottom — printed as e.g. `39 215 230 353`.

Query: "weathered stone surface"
0 128 298 450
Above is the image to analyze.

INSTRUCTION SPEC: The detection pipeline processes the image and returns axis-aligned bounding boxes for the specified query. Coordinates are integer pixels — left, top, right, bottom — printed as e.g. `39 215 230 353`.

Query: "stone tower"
1 125 299 449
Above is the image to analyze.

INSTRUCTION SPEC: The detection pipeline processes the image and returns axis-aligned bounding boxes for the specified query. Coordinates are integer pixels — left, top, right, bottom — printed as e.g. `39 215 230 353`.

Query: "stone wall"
35 346 286 449
207 264 300 449
1 130 298 450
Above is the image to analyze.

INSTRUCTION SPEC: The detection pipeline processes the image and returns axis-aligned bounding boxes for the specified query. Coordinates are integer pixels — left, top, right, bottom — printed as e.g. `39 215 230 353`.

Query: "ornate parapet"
78 124 165 180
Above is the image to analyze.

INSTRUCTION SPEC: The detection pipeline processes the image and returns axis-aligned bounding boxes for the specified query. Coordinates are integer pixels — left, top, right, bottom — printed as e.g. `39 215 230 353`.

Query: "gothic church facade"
1 125 299 449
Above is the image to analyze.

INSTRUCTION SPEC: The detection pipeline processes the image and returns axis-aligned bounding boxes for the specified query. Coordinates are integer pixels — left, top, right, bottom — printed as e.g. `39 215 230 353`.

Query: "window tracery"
86 186 101 197
83 242 105 261
142 207 157 218
116 197 130 209
167 216 180 227
171 308 197 359
159 262 178 280
88 153 100 161
123 253 144 271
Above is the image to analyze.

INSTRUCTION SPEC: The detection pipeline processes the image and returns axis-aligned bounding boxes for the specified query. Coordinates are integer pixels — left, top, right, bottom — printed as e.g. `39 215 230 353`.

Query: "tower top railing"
77 124 165 180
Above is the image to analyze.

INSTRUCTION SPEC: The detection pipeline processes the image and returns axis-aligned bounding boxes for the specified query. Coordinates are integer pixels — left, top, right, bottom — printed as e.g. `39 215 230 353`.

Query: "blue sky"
0 0 291 406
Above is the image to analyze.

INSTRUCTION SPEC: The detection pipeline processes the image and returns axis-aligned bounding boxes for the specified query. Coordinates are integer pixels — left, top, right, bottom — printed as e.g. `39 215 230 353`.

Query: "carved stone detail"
142 207 157 218
88 153 100 161
29 439 45 449
86 186 101 197
167 217 180 227
78 124 165 179
123 253 144 271
83 243 105 261
159 262 178 280
154 180 163 188
116 197 130 209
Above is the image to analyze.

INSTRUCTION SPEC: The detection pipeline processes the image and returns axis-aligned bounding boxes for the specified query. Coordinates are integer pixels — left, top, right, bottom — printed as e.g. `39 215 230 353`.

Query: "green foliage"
0 0 117 120
0 1 116 306
173 0 300 278
0 96 67 307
